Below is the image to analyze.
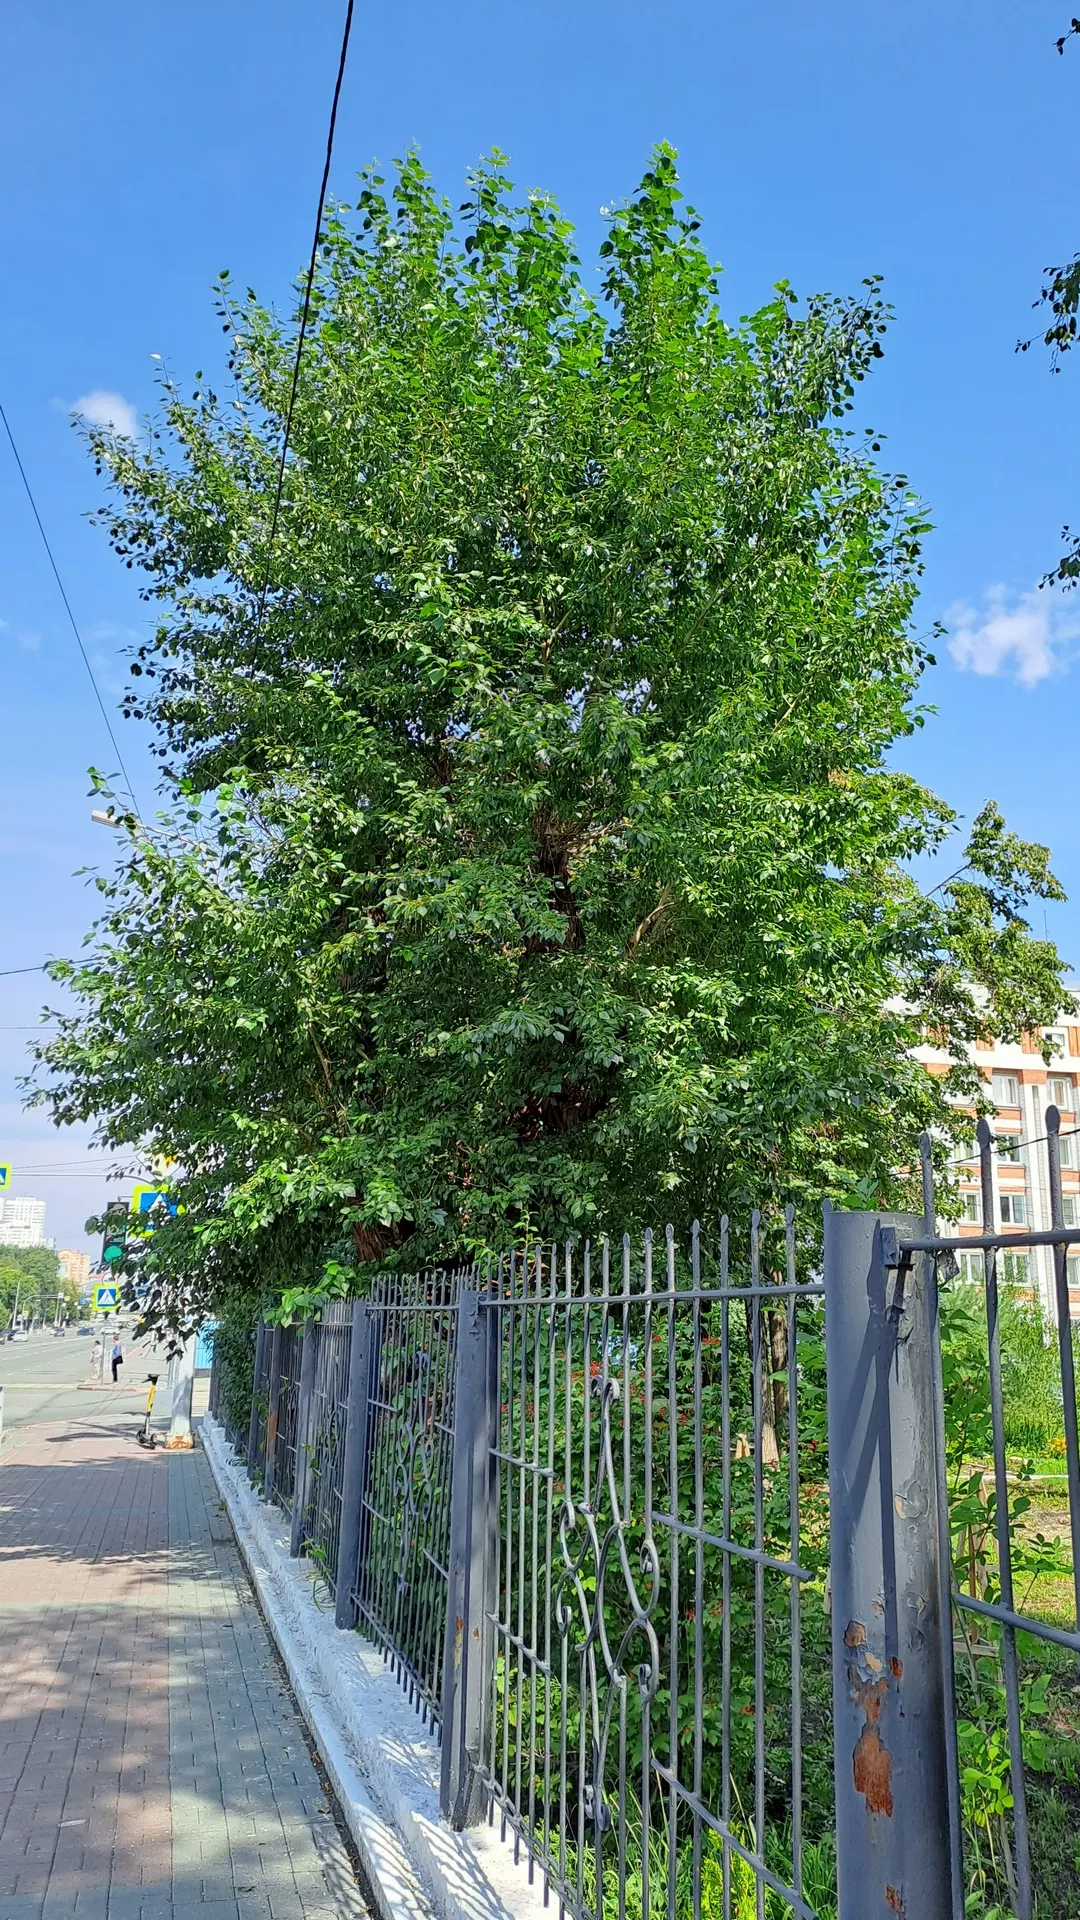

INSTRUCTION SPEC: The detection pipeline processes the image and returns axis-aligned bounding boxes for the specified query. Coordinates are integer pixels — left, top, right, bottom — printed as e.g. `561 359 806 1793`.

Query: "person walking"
110 1334 124 1384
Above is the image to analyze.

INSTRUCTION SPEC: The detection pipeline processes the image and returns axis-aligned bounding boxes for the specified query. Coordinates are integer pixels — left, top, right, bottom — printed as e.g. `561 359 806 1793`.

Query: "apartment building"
58 1248 91 1293
914 1003 1080 1323
0 1195 47 1249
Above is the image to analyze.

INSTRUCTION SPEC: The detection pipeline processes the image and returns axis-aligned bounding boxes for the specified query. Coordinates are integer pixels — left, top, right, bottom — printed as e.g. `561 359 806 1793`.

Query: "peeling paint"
844 1620 867 1648
890 1657 903 1681
853 1725 893 1817
885 1886 906 1915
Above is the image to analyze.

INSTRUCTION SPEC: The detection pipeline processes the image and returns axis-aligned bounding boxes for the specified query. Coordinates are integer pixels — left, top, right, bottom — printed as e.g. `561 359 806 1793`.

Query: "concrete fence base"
200 1413 548 1920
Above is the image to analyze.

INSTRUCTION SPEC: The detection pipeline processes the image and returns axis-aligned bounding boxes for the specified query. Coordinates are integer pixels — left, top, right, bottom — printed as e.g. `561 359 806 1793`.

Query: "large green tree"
31 147 1066 1321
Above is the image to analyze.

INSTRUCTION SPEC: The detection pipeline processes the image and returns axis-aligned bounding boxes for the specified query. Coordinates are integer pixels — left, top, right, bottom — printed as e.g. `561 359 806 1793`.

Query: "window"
1062 1196 1079 1228
1069 1253 1080 1296
1049 1075 1074 1113
1061 1132 1078 1170
996 1135 1020 1163
999 1193 1027 1225
1001 1251 1031 1286
992 1072 1020 1107
957 1252 983 1285
962 1191 981 1223
1043 1028 1068 1057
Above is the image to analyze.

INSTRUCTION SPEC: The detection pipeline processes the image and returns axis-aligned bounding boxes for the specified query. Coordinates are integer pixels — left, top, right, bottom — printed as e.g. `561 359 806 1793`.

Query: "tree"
31 147 1067 1329
0 1244 65 1322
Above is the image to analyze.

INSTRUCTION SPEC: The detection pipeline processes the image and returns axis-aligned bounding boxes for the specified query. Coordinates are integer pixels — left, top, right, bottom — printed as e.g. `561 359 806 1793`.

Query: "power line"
0 400 141 814
253 0 356 641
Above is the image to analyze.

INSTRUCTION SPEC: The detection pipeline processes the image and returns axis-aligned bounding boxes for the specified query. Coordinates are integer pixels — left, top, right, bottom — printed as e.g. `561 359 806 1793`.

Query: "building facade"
914 1005 1080 1323
57 1248 91 1293
0 1195 47 1249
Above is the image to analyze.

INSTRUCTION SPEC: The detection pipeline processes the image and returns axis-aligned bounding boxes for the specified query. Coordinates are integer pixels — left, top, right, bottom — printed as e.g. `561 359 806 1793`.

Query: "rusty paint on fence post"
823 1207 959 1920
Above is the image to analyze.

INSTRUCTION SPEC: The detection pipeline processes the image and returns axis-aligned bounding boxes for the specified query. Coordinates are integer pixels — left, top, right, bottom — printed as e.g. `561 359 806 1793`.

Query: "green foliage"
28 146 1066 1331
0 1244 72 1321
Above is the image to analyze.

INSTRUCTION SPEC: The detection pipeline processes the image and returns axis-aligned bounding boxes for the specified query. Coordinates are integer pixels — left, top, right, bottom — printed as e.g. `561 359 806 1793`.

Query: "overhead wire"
251 0 356 643
0 401 141 815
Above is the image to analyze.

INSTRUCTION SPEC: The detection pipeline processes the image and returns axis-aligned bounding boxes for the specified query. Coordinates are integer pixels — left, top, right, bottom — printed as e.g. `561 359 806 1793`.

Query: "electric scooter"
137 1374 160 1448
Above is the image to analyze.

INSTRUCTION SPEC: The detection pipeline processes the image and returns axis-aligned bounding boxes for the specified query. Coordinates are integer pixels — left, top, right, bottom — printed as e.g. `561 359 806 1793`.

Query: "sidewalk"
0 1414 370 1920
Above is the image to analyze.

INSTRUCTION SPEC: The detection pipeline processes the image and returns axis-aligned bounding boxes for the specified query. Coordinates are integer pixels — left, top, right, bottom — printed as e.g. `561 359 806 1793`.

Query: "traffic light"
101 1207 127 1267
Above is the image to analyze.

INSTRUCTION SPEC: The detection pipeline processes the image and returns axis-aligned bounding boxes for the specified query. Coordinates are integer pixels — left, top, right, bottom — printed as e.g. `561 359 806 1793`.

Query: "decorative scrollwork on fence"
555 1370 662 1832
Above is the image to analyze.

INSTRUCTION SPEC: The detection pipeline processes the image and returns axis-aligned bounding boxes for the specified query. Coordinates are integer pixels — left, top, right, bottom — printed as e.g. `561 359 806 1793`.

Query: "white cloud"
946 583 1080 687
71 388 138 440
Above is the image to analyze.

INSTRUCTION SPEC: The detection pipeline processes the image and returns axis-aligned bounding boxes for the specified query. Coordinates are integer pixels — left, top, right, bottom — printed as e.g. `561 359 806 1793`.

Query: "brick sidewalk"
0 1417 369 1920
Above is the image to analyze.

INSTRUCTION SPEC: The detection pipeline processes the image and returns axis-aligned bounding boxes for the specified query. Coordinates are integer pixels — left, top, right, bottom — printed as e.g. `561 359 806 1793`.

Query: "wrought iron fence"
345 1269 462 1729
443 1223 830 1920
268 1322 302 1515
212 1145 1080 1920
298 1302 353 1598
889 1111 1080 1920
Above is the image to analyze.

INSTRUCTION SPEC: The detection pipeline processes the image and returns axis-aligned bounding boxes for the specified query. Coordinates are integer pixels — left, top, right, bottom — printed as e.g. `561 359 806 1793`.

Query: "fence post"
823 1206 958 1920
263 1323 283 1504
440 1287 499 1829
334 1303 375 1630
246 1323 267 1474
290 1321 319 1557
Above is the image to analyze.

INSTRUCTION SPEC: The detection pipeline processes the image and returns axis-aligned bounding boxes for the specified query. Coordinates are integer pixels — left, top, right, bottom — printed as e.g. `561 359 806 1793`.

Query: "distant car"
77 1326 97 1336
9 1329 29 1343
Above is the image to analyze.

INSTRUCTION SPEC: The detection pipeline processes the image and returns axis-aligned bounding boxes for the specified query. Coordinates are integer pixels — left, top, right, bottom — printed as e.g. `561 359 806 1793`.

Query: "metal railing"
346 1269 462 1729
268 1322 302 1515
212 1148 1079 1920
884 1109 1080 1920
300 1301 353 1597
442 1225 829 1920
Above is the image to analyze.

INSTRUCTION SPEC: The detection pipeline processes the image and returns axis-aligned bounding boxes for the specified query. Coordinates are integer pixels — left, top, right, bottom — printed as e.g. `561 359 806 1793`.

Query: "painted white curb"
201 1415 550 1920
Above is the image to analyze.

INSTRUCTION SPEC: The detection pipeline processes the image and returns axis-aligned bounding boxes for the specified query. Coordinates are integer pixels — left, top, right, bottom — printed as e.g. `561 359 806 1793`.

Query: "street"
0 1324 168 1442
0 1330 371 1920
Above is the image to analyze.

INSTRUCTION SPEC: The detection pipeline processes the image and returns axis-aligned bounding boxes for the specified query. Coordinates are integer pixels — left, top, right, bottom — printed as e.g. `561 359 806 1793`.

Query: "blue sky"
1 0 1078 1254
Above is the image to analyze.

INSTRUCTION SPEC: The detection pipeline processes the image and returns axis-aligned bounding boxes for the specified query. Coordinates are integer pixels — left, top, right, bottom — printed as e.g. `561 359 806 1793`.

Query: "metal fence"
301 1300 353 1596
887 1111 1080 1920
213 1133 1080 1920
450 1225 829 1920
345 1269 461 1728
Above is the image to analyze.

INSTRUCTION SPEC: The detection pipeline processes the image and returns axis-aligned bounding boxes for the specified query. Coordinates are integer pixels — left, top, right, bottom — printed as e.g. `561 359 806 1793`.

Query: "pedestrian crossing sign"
131 1183 178 1226
93 1284 119 1312
0 1164 9 1191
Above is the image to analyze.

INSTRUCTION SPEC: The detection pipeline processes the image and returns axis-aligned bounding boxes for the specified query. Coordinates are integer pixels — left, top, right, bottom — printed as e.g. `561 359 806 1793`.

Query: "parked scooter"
136 1374 160 1449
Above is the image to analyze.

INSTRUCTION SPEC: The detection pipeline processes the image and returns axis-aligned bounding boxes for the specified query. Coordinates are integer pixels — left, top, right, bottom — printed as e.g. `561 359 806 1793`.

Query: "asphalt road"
0 1321 174 1439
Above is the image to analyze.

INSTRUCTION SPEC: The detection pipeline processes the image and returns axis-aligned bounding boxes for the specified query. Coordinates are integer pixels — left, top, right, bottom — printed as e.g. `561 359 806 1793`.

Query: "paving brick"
0 1421 369 1919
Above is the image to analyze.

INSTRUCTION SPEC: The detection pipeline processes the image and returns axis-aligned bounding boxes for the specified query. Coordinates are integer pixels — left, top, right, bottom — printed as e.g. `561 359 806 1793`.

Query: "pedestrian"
110 1334 123 1384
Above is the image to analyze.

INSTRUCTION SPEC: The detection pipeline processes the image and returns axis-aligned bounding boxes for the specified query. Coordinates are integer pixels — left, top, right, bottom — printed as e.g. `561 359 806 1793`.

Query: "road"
0 1322 182 1441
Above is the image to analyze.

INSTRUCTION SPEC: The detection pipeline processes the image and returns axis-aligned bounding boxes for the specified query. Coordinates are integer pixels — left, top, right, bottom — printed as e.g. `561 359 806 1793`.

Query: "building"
0 1195 47 1249
914 1002 1080 1323
57 1248 91 1293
